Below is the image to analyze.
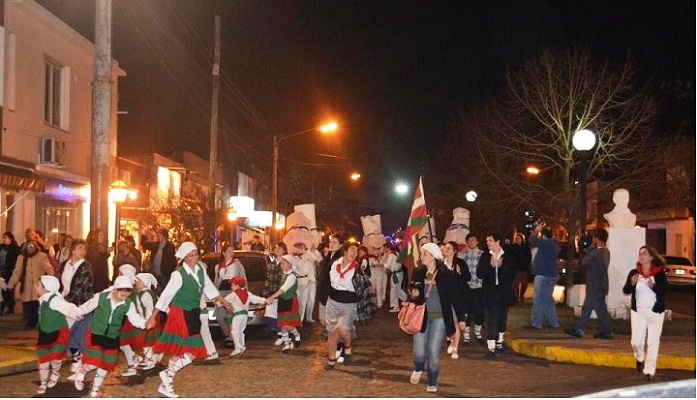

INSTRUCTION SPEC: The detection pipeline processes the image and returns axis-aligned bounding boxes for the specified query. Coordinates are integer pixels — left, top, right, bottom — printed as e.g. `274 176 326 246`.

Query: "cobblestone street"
1 306 693 398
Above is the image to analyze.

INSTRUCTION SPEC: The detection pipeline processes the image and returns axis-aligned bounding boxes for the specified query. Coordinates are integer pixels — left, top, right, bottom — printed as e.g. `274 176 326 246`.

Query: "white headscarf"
421 242 443 261
281 254 296 272
40 275 60 294
135 273 158 290
114 275 134 290
119 264 137 280
175 241 198 260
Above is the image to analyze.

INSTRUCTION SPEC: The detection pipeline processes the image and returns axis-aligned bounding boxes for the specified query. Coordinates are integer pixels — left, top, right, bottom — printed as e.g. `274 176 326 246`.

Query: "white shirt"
329 257 356 292
635 275 657 310
136 290 156 319
296 251 321 284
382 252 401 273
76 292 147 329
279 270 298 293
223 290 266 313
39 292 80 320
215 259 246 288
156 262 220 312
61 258 85 297
489 248 505 285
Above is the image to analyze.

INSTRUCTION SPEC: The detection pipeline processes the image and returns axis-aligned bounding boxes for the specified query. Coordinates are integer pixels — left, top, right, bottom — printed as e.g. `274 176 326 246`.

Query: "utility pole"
91 0 111 238
208 15 220 211
91 0 112 292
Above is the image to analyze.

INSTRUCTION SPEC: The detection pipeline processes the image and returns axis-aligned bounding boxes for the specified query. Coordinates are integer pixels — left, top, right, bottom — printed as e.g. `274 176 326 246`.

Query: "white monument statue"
604 188 644 319
604 189 637 228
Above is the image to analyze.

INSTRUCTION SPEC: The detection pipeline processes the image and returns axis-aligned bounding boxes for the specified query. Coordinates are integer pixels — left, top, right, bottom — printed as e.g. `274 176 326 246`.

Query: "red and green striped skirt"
36 327 70 363
153 306 206 359
119 319 144 348
277 297 302 328
81 329 120 371
134 312 161 350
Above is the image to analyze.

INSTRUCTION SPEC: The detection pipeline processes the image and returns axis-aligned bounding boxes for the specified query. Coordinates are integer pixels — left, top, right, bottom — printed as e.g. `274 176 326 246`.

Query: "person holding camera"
528 221 559 330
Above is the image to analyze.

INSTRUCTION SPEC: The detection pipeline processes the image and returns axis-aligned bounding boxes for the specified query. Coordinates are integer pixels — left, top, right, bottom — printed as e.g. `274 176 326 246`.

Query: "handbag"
398 270 437 335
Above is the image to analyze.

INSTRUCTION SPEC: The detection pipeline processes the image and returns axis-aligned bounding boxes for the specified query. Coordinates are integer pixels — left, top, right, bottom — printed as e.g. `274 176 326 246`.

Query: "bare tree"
437 49 683 292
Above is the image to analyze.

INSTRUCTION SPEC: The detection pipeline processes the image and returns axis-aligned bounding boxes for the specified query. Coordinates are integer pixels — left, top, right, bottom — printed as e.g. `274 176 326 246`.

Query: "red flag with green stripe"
397 177 428 274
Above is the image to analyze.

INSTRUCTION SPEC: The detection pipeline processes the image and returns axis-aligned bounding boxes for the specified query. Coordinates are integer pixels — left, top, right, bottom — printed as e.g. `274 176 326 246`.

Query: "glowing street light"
526 166 540 175
350 172 361 181
465 190 478 202
395 182 409 195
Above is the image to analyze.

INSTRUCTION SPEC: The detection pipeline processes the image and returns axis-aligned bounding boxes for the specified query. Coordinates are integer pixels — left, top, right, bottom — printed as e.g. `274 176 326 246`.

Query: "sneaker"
409 370 422 384
462 336 470 345
47 371 60 388
564 328 583 338
205 352 219 361
274 336 284 346
74 378 85 391
230 347 246 356
389 308 400 313
426 386 438 393
158 383 179 398
37 384 47 395
282 342 292 353
89 389 100 398
121 366 138 377
446 343 454 355
451 352 459 359
140 358 157 371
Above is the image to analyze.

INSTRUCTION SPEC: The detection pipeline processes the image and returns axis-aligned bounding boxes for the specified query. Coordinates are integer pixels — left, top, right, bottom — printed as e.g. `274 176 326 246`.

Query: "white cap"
40 275 60 294
135 273 158 289
114 275 134 290
281 255 295 269
421 242 443 260
119 264 137 280
175 241 198 260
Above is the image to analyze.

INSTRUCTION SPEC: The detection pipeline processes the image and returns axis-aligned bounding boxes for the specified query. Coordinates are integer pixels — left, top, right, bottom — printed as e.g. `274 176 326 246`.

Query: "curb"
505 337 696 371
0 346 37 376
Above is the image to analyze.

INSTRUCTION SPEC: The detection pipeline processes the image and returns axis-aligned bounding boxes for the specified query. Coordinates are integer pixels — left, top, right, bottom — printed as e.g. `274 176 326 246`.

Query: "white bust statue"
604 188 636 228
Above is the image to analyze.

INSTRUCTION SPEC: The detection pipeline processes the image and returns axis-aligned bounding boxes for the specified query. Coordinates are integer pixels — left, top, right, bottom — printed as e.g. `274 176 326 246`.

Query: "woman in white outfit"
622 246 668 381
213 244 246 348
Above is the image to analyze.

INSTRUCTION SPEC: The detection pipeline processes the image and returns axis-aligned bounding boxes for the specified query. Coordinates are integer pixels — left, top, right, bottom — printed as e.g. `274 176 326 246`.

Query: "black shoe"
636 360 644 373
593 333 614 339
564 328 583 338
484 350 496 359
475 336 485 346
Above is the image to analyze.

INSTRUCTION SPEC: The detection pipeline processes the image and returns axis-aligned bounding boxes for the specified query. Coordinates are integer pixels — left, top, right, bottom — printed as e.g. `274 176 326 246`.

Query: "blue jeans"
575 291 613 335
413 317 446 387
531 275 559 328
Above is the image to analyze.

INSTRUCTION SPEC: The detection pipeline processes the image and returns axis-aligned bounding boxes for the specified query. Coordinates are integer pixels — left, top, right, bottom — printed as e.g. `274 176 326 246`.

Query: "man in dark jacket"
565 228 613 339
529 222 560 329
141 228 177 291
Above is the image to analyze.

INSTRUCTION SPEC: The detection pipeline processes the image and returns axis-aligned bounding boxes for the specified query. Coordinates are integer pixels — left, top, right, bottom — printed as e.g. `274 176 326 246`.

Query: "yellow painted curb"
506 337 696 371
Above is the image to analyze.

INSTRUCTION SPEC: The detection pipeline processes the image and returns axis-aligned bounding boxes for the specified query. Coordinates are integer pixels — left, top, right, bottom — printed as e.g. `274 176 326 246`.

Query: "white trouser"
199 313 216 356
231 314 248 350
297 282 317 322
370 268 387 306
389 272 407 309
630 309 665 375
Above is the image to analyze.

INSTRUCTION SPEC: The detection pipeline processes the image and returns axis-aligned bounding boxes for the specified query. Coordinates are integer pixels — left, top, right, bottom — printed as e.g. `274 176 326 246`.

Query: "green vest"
38 294 68 333
89 292 132 338
280 273 298 300
137 289 158 317
170 264 205 311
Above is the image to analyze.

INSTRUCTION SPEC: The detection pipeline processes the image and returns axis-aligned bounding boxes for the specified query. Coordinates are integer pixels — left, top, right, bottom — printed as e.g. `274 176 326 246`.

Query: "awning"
0 164 45 192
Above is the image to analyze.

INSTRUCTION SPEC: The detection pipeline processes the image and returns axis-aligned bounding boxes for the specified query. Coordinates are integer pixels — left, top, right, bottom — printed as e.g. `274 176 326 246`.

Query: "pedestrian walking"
72 276 152 398
511 233 532 304
408 243 466 393
265 254 303 353
147 242 233 398
458 233 485 345
34 275 80 395
477 233 517 357
0 231 21 315
141 228 177 291
441 240 470 360
623 246 668 381
565 228 614 339
7 240 54 329
528 221 560 329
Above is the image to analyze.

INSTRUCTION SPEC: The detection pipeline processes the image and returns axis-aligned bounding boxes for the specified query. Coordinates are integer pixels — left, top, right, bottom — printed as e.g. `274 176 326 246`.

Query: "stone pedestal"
606 227 645 319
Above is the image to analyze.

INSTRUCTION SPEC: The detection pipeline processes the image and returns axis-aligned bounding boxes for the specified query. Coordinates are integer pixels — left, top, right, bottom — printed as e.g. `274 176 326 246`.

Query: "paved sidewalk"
1 301 694 377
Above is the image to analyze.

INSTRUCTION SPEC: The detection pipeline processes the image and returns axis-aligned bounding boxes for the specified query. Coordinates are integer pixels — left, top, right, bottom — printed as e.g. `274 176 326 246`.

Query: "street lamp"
572 129 597 237
395 182 409 195
271 121 338 245
350 172 361 181
109 179 137 246
465 190 478 202
226 206 237 247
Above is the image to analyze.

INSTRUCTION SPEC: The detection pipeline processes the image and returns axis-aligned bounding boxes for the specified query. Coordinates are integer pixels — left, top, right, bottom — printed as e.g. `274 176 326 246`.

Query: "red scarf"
218 259 234 276
636 263 663 278
336 260 357 279
234 287 248 305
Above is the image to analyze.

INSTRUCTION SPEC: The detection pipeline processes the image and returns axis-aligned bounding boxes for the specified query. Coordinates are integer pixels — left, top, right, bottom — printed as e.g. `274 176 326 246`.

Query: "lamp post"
572 129 597 237
109 179 136 245
226 206 237 248
271 121 338 245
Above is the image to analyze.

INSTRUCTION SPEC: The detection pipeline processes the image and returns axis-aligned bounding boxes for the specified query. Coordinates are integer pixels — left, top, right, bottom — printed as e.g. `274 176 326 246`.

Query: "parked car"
200 250 272 327
662 255 695 286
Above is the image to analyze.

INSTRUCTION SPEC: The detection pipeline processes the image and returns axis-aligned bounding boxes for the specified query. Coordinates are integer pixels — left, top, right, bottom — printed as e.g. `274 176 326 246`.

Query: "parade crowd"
0 214 669 397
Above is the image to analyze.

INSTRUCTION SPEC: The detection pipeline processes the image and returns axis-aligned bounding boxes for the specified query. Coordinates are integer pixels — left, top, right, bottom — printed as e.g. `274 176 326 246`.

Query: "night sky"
39 0 695 233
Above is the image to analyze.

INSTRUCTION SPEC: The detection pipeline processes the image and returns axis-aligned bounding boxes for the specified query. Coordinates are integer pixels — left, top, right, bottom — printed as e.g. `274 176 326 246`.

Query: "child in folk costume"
35 275 80 395
147 242 234 398
264 255 302 353
110 264 143 377
224 276 266 356
132 273 161 370
73 276 152 398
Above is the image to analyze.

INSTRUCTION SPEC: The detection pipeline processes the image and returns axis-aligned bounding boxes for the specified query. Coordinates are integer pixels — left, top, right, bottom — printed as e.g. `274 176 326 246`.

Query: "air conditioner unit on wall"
40 137 65 166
